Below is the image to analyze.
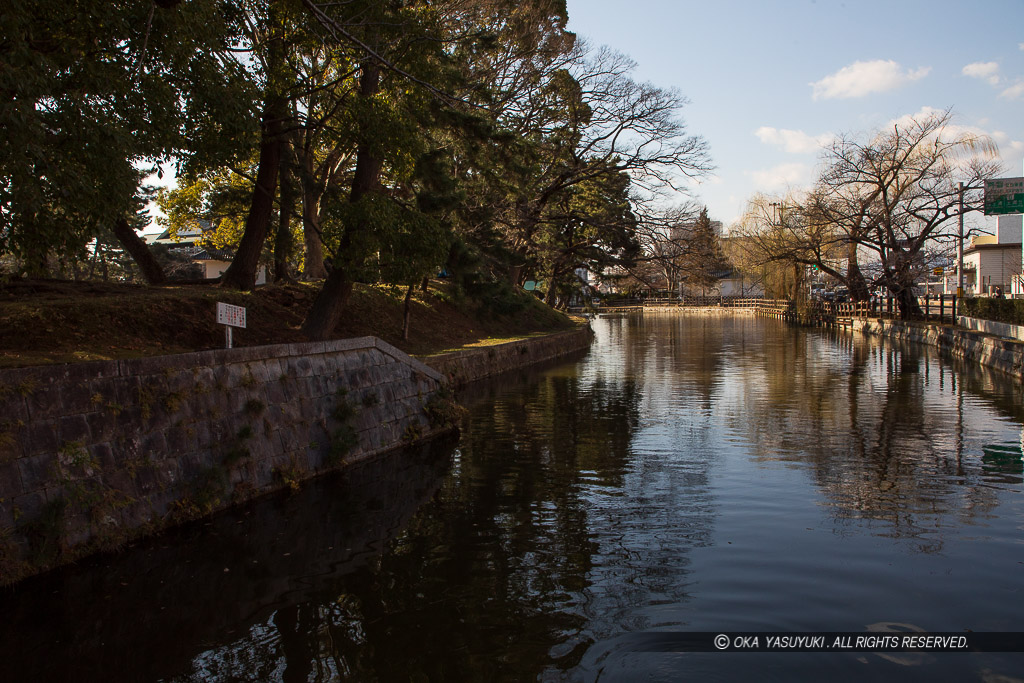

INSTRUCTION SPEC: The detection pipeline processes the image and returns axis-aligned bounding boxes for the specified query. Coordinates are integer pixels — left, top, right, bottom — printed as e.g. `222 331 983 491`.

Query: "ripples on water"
1 314 1023 682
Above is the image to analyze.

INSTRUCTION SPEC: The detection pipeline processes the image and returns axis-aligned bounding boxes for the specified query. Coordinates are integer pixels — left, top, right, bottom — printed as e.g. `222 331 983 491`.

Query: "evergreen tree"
677 207 729 295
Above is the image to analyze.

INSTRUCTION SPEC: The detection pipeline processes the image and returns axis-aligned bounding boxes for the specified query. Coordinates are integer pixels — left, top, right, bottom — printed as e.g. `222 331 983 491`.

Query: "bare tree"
730 193 833 300
821 109 1000 317
733 109 1001 313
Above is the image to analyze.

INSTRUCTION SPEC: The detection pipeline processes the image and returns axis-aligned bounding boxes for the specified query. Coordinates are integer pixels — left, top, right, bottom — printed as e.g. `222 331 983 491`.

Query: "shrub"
959 298 1024 326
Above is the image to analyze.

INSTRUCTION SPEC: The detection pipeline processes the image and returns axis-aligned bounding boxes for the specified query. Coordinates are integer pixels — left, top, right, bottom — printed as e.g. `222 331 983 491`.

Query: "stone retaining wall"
0 337 452 583
853 318 1024 379
422 326 593 386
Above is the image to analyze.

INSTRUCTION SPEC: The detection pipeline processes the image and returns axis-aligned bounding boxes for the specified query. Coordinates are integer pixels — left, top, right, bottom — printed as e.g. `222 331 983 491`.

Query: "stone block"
309 355 329 377
0 461 24 499
187 420 212 451
164 423 192 457
0 421 25 464
132 463 163 495
141 404 174 435
316 374 336 397
262 358 284 382
248 458 273 489
210 364 232 392
20 420 58 458
122 499 156 530
58 414 91 446
89 442 115 470
275 427 304 456
11 490 48 525
247 434 273 463
0 389 29 426
324 337 375 354
24 380 64 421
223 363 255 390
113 405 144 436
291 376 314 400
282 377 306 403
247 361 272 385
18 450 57 493
140 432 168 461
101 464 138 502
264 381 287 406
85 410 119 444
146 489 179 520
290 356 314 378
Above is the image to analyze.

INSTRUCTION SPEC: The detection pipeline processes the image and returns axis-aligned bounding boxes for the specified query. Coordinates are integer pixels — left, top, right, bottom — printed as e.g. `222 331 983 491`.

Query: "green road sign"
984 177 1024 215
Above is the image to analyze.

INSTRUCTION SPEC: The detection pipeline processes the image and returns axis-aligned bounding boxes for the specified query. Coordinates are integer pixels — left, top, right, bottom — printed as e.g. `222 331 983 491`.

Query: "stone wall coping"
857 317 1023 349
374 338 444 383
0 335 443 383
957 315 1024 343
418 327 585 361
852 317 1024 379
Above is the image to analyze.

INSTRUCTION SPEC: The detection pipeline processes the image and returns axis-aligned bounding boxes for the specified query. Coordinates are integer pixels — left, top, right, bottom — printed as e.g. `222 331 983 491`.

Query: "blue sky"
565 0 1024 229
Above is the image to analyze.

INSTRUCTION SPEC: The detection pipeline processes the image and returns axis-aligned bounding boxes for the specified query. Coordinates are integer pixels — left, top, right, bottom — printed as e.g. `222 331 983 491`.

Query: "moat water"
2 314 1023 681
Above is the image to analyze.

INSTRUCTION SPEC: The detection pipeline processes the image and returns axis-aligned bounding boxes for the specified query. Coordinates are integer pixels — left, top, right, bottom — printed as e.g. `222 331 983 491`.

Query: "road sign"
984 177 1024 215
216 302 246 328
933 267 943 275
217 302 246 349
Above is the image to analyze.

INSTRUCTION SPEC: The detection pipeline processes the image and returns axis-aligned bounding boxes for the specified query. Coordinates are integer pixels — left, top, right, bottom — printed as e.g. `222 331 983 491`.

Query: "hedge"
959 297 1024 326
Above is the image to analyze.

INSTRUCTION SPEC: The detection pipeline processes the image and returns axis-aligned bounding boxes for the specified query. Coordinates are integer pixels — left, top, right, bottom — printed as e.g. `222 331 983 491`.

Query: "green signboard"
984 177 1024 215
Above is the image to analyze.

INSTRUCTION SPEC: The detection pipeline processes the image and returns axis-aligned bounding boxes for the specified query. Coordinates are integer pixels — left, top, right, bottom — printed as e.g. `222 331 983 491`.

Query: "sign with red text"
216 302 246 328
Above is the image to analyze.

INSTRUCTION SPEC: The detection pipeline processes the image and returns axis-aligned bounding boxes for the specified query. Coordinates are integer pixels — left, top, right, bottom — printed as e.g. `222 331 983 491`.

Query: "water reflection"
1 315 1022 682
0 439 454 681
710 324 1013 553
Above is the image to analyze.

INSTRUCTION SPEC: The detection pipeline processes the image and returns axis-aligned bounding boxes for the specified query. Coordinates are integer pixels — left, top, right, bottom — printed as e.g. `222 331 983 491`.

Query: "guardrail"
823 294 958 325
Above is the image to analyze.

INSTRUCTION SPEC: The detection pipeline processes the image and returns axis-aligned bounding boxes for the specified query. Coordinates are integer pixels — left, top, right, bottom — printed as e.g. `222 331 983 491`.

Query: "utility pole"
957 181 964 298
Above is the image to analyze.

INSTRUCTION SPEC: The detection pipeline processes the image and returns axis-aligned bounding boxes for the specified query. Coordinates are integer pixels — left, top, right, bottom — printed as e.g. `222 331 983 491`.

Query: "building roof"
964 241 1021 255
192 248 235 262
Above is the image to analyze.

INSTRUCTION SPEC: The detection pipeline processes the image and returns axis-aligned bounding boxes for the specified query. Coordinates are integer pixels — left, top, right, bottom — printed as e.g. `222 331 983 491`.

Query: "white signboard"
216 302 246 328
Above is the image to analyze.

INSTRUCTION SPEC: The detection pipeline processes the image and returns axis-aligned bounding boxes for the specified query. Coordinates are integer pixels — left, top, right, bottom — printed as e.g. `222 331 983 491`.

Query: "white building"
962 214 1022 296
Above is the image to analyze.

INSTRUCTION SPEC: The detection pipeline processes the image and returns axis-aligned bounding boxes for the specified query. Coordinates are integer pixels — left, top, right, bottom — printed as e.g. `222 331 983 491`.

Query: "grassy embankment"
0 279 580 369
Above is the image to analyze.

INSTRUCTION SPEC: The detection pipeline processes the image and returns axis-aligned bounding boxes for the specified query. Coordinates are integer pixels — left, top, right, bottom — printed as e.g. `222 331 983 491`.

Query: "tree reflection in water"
1 314 1022 682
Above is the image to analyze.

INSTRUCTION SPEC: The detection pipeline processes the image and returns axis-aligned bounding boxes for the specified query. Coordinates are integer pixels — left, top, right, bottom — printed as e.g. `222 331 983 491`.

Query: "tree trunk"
402 283 414 341
545 265 561 306
112 216 166 284
790 262 802 300
508 263 524 288
300 267 354 340
301 207 327 280
300 57 382 340
895 283 923 319
299 152 328 280
845 240 870 302
274 154 296 283
220 93 286 290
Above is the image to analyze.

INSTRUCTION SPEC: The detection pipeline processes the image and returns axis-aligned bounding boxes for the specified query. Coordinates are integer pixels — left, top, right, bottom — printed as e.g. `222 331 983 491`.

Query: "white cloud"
748 163 812 193
962 61 1000 86
811 60 931 100
755 127 834 154
1000 81 1024 99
